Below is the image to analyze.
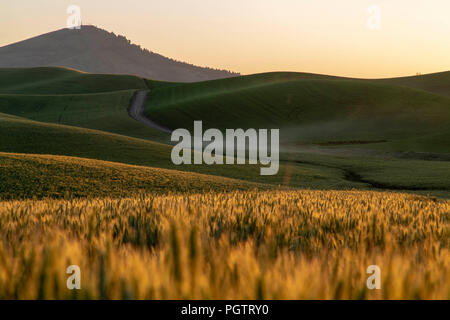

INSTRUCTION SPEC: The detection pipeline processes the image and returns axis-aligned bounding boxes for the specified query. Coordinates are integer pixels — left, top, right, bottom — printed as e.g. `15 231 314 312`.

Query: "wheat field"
0 190 448 299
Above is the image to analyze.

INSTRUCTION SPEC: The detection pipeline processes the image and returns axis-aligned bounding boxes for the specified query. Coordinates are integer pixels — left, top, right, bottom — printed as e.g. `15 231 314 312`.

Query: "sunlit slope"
0 152 267 200
0 67 148 94
145 72 450 153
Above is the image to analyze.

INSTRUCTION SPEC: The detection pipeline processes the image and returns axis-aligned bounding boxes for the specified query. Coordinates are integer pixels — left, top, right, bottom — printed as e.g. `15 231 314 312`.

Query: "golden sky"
1 0 449 78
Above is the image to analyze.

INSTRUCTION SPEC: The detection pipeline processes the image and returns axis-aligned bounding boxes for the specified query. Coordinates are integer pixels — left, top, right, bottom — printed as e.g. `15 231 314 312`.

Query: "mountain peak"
0 25 239 82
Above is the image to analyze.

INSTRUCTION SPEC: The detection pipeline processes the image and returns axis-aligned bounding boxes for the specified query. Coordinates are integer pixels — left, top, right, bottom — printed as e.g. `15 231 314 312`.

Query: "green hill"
0 67 171 142
0 67 448 197
145 72 450 153
379 71 450 97
2 113 447 195
0 111 171 164
0 152 268 200
3 68 448 153
0 90 167 141
0 113 365 190
0 67 148 94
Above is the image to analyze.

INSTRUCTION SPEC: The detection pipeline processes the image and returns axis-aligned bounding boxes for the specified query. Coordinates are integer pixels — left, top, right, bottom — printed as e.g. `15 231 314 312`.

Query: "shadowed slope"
379 71 450 97
0 89 168 142
0 67 148 94
145 72 450 153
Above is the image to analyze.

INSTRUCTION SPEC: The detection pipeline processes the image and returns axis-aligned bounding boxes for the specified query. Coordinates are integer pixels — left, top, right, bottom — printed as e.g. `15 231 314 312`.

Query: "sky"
0 0 449 78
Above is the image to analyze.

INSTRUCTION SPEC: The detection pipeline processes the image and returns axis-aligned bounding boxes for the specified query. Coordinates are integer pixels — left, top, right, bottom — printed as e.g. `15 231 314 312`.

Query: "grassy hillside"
0 90 168 141
0 153 267 200
1 113 370 191
291 152 450 192
4 112 449 195
145 72 450 153
0 67 148 94
0 67 172 142
2 112 448 197
0 68 448 197
2 68 448 154
0 112 171 164
380 71 450 97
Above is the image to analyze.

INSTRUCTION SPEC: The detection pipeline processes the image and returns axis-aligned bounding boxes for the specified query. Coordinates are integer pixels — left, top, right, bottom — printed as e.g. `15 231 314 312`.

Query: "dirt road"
128 90 172 134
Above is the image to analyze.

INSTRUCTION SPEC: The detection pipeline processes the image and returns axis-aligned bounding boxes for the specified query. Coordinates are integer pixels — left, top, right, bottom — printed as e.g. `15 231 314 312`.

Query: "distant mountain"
0 25 239 82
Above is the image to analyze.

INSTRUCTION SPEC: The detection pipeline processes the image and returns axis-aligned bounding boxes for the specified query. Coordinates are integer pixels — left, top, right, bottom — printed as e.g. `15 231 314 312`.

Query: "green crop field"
0 67 148 94
145 72 450 153
380 71 450 97
0 112 366 191
0 67 449 198
0 90 167 141
0 152 267 200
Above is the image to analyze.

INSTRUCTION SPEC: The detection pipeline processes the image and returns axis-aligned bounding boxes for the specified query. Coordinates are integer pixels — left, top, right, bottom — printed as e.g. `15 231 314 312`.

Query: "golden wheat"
0 190 448 299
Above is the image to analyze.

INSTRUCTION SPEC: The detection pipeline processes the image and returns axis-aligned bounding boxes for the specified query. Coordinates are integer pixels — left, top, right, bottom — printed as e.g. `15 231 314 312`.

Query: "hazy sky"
1 0 449 78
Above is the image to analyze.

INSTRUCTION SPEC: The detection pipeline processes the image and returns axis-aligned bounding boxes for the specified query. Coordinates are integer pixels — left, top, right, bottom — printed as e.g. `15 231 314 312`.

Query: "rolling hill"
0 67 448 198
0 111 368 191
0 89 168 142
0 67 148 94
380 71 450 97
0 25 239 82
0 152 267 200
144 72 450 153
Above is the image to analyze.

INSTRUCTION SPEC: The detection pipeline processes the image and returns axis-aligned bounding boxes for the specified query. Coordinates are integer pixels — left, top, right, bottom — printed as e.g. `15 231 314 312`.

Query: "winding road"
128 90 172 134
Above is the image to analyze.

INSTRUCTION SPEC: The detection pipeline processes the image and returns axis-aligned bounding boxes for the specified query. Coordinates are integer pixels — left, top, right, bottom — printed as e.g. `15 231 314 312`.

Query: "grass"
1 112 448 196
380 71 450 97
0 68 448 196
289 152 450 192
0 190 448 299
0 67 449 300
0 112 371 192
0 152 268 200
0 67 148 94
0 90 167 141
0 112 172 166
